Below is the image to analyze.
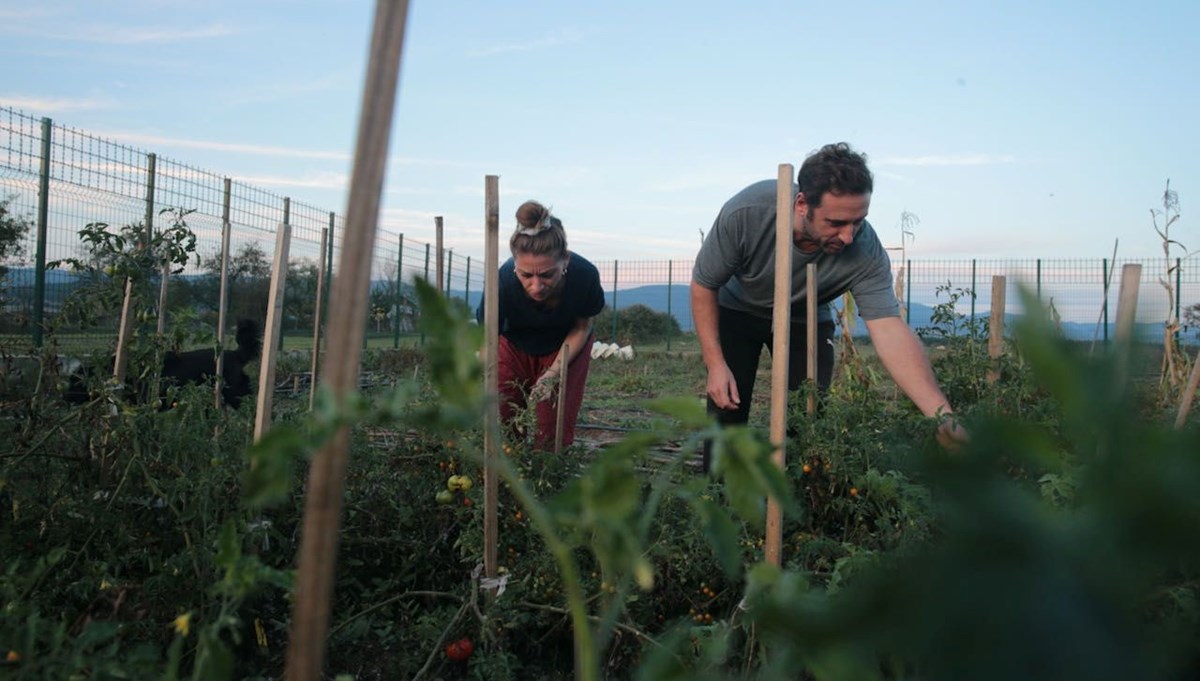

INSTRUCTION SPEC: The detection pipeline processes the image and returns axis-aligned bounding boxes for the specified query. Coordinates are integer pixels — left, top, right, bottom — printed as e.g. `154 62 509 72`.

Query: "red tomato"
445 637 474 661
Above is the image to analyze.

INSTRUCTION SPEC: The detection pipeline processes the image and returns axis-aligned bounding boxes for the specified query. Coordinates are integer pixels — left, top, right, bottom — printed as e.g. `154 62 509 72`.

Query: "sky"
2 0 1198 264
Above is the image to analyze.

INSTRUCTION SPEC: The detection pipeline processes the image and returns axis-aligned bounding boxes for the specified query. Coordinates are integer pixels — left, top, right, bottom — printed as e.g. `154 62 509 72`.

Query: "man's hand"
706 363 741 411
529 370 559 404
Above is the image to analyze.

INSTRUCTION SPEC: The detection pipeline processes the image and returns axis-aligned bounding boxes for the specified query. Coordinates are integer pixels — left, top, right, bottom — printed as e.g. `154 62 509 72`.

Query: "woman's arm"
530 317 594 402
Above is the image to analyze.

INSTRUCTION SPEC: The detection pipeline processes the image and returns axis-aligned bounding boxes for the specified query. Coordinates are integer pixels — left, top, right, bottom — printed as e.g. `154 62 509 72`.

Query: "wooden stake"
1176 347 1200 429
987 276 1006 384
1114 263 1142 387
554 342 569 455
482 175 500 590
284 3 410 678
765 164 793 568
806 263 817 416
254 222 291 442
113 277 136 388
309 226 329 411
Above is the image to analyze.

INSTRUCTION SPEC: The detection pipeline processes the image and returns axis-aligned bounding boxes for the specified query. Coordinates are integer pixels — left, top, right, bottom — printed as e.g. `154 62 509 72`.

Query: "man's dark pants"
702 306 836 471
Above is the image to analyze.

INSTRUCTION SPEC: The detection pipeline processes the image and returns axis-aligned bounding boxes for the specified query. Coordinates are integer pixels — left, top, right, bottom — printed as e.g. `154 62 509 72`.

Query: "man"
691 142 964 462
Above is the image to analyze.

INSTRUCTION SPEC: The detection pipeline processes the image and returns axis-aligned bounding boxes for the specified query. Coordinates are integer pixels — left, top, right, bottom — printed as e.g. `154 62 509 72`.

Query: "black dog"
161 318 262 409
66 319 262 409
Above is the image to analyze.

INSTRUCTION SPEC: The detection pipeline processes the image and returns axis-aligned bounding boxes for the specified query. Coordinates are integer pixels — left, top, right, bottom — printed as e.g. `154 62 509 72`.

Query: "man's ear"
794 192 808 212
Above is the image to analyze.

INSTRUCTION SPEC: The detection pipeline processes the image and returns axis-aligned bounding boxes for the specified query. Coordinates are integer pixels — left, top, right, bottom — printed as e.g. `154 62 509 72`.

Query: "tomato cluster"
444 637 474 661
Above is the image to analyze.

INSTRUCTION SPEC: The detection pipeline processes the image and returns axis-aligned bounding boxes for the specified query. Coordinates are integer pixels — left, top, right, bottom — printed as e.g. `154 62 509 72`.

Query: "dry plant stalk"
1152 180 1188 393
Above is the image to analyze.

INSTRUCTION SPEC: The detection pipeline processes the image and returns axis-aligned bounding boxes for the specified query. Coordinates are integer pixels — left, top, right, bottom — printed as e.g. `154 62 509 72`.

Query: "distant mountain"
450 282 1167 343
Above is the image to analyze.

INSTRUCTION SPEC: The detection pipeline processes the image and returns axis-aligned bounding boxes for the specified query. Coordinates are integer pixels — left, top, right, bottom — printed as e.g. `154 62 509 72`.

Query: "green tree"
594 303 681 344
197 242 271 324
0 195 31 279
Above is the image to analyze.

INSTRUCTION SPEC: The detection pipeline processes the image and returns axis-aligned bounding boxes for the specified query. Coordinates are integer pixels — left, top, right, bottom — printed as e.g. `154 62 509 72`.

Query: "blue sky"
2 0 1197 263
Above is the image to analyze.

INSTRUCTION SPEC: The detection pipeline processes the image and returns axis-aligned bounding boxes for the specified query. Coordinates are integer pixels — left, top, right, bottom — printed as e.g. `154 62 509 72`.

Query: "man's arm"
864 315 967 448
691 280 739 410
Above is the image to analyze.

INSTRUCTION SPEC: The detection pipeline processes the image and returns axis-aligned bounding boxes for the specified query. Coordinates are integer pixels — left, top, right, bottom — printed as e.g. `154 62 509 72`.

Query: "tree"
0 196 32 329
0 195 31 279
594 304 681 345
196 242 271 325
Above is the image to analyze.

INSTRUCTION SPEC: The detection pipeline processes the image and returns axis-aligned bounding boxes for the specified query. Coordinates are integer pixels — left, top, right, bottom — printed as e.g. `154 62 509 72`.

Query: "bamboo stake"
986 276 1006 384
284 3 410 678
483 175 500 590
113 278 136 389
309 226 329 411
765 163 793 568
254 221 291 441
554 342 569 454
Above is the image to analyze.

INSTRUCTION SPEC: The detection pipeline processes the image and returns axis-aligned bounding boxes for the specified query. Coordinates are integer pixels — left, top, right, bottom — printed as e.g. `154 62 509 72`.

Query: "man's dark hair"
797 142 873 208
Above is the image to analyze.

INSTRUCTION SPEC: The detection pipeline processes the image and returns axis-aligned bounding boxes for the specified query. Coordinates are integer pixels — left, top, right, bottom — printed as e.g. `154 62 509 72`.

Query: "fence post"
215 178 233 409
666 259 673 351
282 197 290 351
325 212 335 329
611 260 618 341
1175 257 1182 345
1102 258 1109 343
969 258 977 325
446 250 453 294
1036 258 1042 300
905 259 912 327
465 256 471 308
309 226 329 411
143 154 164 335
393 234 404 349
32 117 51 347
421 243 430 345
435 216 444 293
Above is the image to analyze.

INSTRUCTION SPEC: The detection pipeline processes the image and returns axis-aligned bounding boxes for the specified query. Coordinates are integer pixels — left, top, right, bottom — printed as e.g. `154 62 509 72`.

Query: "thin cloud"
1 95 114 113
93 130 351 161
875 153 1016 167
5 22 239 45
468 28 583 57
234 172 348 190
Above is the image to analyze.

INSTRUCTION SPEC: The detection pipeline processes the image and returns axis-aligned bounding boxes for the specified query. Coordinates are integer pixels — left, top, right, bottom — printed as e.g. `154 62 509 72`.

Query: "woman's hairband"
516 213 555 237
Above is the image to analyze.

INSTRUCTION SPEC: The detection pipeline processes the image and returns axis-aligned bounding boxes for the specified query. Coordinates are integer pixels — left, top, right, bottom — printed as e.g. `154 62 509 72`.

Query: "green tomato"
457 475 473 492
435 489 454 505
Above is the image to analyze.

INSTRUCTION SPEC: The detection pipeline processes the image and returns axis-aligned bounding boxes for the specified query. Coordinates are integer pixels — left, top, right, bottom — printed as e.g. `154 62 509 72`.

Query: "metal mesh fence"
2 107 1198 359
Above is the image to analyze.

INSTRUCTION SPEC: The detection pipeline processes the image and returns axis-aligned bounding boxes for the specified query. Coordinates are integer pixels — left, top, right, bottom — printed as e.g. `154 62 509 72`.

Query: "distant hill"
451 283 1166 343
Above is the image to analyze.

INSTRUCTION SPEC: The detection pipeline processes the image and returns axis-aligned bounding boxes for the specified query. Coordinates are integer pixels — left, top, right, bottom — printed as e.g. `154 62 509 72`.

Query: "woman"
479 200 605 450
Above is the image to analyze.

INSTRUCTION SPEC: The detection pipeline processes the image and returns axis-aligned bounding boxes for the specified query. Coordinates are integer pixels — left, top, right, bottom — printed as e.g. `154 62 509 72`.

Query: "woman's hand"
529 369 559 403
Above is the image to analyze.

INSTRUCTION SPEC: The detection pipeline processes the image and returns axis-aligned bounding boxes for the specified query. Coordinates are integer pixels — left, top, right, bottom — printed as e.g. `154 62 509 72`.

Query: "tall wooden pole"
806 263 817 415
554 342 570 454
284 3 410 678
254 222 291 441
987 276 1007 384
482 176 500 588
765 164 793 567
1114 264 1142 388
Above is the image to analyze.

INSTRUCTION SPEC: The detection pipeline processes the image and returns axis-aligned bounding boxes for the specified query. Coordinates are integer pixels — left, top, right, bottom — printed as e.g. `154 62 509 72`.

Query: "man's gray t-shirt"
692 179 900 324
